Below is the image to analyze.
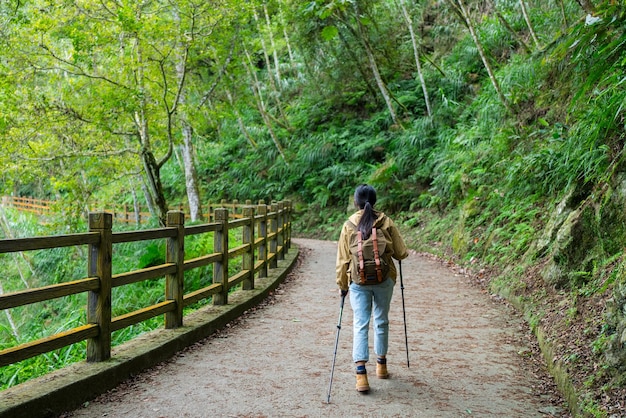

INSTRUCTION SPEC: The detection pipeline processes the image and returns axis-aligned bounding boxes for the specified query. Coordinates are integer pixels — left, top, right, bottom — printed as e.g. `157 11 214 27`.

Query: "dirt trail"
65 238 567 417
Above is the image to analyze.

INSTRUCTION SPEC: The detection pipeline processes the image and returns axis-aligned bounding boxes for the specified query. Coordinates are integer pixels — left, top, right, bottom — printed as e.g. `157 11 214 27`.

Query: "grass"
0 209 248 391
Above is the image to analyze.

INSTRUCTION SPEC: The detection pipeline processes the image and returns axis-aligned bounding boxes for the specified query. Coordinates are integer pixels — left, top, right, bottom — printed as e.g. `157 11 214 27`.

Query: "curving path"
64 238 568 417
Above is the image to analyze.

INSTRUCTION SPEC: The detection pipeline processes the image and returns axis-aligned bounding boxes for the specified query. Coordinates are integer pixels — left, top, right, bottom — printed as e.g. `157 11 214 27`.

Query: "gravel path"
64 238 567 417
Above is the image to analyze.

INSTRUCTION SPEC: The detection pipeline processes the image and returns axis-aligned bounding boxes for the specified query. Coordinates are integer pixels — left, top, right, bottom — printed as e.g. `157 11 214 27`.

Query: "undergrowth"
0 208 245 390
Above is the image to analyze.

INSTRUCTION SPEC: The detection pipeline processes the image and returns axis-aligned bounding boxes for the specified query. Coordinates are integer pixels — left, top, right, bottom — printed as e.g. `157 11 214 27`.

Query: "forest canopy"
0 0 621 227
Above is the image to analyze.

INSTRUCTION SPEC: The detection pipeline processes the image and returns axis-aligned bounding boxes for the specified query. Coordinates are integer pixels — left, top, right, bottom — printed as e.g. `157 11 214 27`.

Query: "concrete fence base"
0 245 299 418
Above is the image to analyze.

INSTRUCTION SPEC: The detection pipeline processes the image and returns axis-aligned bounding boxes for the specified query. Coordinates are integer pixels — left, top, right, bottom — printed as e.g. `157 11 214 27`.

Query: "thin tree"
225 88 259 149
252 6 289 126
446 0 514 115
263 1 282 85
351 2 402 127
173 6 203 222
399 0 432 117
243 47 288 163
519 0 541 50
489 1 531 54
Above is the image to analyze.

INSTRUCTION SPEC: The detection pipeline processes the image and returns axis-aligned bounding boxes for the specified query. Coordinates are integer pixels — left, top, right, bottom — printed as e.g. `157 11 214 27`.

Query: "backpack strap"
372 228 383 282
357 230 365 283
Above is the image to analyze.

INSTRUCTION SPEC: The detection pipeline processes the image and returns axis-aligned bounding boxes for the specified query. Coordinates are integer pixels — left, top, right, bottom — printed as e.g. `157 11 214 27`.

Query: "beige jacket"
335 210 409 291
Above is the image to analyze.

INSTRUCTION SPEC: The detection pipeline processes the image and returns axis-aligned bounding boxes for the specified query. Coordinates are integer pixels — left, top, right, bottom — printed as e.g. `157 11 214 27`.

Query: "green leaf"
321 25 339 41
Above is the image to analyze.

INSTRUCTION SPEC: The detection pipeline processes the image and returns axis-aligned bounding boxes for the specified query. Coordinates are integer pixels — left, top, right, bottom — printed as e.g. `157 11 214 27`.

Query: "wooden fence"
1 196 253 224
0 201 292 366
1 196 52 216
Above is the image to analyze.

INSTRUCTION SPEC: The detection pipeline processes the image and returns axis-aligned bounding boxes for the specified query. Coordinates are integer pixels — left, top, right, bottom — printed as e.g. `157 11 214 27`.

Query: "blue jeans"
349 278 394 363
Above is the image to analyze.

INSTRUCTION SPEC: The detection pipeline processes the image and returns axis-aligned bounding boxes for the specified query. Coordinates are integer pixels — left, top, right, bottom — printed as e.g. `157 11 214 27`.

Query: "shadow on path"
65 238 567 417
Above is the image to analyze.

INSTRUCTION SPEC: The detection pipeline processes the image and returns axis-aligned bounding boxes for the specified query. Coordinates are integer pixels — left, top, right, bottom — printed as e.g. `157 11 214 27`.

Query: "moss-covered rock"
535 188 575 257
598 173 626 256
605 280 626 375
541 201 598 289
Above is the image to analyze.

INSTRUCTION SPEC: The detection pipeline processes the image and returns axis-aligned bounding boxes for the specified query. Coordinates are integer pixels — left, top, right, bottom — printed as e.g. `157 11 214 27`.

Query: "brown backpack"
347 221 390 285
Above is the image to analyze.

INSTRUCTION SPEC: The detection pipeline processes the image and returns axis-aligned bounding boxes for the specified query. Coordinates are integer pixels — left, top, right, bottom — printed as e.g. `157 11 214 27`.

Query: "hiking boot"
355 366 370 393
376 357 389 379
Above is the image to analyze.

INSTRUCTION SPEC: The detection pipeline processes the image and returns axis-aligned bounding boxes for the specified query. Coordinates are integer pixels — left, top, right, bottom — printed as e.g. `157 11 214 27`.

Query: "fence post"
213 208 229 305
277 201 284 261
242 206 255 290
284 200 292 251
166 211 185 328
87 212 113 362
257 202 268 278
269 203 278 269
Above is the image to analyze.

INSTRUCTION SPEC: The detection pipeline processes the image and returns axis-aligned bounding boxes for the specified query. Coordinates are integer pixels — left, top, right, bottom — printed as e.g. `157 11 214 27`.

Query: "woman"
335 184 409 393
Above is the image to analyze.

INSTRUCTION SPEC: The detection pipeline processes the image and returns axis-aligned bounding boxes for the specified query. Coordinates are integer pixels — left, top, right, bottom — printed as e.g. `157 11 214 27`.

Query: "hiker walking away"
335 184 409 393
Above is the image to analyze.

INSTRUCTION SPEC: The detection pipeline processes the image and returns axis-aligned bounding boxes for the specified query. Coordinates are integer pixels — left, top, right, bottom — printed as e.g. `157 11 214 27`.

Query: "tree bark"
253 7 289 126
559 0 568 29
451 0 514 115
226 89 258 149
493 8 531 54
399 0 432 117
519 0 540 50
278 2 296 70
363 38 401 127
351 5 401 127
140 176 157 219
243 47 288 163
130 26 169 226
264 2 282 84
0 278 19 339
130 178 141 226
140 145 169 226
173 13 202 223
180 122 202 222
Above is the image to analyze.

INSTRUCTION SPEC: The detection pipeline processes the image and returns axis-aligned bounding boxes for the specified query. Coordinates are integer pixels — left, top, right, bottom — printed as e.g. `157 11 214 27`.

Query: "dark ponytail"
354 184 378 240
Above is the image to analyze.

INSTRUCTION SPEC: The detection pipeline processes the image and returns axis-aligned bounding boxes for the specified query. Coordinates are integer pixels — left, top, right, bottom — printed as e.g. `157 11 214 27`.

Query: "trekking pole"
399 260 410 367
327 292 346 404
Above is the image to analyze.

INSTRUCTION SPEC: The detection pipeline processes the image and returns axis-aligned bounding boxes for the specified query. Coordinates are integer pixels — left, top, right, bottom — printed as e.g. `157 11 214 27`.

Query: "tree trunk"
226 89 258 149
130 179 141 226
244 47 288 163
0 279 19 339
348 3 402 127
174 25 202 223
278 2 296 70
559 0 568 29
453 0 514 115
519 0 540 50
264 2 282 84
336 31 380 102
399 0 432 117
363 39 401 127
491 4 531 54
140 146 168 226
253 7 289 126
140 176 157 219
181 122 202 222
131 31 169 226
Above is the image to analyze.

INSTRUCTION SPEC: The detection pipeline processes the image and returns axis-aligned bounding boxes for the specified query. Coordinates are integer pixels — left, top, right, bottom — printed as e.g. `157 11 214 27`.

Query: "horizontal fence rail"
1 196 257 224
0 200 292 367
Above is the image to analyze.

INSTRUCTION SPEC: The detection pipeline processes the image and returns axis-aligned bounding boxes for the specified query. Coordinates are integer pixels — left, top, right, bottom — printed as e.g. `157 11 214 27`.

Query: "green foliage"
3 0 626 407
137 242 166 269
0 204 249 390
